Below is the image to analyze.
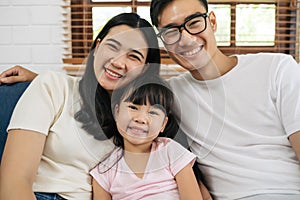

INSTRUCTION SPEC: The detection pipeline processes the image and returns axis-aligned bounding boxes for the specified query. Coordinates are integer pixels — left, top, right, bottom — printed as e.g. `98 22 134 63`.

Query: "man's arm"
0 65 37 85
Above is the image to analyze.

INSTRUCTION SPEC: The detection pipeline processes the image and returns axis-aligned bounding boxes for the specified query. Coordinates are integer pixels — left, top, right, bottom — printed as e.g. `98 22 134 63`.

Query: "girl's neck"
123 150 150 179
123 140 152 154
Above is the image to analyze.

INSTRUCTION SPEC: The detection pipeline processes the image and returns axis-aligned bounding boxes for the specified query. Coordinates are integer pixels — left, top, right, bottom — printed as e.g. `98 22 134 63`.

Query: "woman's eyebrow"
106 38 121 46
107 38 144 59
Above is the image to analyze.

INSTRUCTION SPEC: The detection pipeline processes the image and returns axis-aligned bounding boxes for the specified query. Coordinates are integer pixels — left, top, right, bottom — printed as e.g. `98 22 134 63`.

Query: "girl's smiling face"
114 99 168 153
93 25 149 93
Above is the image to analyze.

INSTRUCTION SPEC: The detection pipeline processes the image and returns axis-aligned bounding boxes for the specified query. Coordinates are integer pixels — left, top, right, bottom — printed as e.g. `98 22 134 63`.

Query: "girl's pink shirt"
90 137 196 200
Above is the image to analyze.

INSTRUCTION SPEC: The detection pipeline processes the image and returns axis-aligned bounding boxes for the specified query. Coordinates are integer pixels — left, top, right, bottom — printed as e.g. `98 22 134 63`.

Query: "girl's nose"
133 111 149 124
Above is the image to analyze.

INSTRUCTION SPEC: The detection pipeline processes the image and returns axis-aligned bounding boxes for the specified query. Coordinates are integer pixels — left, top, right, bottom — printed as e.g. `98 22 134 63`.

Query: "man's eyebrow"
161 12 203 29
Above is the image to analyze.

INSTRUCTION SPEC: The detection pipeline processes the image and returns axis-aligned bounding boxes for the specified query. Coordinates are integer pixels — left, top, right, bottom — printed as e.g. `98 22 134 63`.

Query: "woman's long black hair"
74 13 161 140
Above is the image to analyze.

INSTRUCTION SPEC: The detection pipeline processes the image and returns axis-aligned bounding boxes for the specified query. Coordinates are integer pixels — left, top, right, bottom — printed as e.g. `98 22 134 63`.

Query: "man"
150 0 300 199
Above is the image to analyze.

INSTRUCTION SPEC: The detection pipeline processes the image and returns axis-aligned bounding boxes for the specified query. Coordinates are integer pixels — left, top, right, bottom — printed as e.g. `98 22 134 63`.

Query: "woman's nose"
111 55 126 69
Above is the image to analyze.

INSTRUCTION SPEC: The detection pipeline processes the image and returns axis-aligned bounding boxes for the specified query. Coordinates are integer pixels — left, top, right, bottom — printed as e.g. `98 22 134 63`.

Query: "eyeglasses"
157 13 208 45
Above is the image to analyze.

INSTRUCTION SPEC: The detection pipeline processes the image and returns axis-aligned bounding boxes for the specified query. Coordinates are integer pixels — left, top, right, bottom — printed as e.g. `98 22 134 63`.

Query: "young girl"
90 73 203 200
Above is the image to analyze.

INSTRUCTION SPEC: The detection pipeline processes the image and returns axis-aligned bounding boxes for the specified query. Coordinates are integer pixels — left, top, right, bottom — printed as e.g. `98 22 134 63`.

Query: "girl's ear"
159 116 168 133
93 38 101 56
114 104 119 121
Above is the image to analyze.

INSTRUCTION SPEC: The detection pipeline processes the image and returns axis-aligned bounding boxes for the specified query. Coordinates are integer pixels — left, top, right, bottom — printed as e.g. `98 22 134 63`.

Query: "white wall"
0 0 64 74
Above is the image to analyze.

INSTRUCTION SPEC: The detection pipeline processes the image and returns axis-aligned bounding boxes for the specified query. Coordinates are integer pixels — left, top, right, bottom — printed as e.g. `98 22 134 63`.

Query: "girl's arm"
0 129 46 200
92 178 112 200
175 163 204 200
0 65 37 85
199 182 213 200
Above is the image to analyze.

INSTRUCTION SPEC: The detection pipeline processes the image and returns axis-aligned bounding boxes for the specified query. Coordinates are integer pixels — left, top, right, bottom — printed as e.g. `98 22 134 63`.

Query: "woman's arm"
92 178 112 200
0 129 46 200
175 163 204 200
0 65 37 85
289 130 300 163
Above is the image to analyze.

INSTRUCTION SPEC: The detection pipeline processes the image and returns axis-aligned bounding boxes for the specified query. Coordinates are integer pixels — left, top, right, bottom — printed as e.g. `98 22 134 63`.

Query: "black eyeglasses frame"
157 13 208 45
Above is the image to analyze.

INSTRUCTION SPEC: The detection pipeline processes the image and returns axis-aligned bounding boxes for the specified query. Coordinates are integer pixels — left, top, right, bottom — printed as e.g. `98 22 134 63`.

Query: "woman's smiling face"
93 25 149 93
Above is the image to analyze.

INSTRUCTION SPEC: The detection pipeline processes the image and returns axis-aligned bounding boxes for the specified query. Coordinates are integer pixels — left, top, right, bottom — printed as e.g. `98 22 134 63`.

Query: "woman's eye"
106 43 118 51
129 54 142 61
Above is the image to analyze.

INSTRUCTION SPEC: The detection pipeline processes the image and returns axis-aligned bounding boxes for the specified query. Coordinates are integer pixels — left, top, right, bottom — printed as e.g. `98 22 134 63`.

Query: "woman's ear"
96 38 101 46
93 38 101 56
159 116 168 133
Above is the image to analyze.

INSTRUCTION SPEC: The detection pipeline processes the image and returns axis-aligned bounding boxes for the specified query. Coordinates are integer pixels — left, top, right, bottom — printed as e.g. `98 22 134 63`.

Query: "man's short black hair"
150 0 208 27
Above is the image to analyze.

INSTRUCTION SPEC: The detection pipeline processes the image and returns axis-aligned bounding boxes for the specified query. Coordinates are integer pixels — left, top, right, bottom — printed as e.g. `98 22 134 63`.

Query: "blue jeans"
34 192 67 200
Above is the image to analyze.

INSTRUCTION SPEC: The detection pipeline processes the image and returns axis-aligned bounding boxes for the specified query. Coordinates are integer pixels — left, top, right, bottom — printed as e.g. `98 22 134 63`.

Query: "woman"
0 13 160 200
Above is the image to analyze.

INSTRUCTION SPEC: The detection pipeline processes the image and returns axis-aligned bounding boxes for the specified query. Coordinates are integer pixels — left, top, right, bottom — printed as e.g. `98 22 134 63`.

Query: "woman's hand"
0 65 38 85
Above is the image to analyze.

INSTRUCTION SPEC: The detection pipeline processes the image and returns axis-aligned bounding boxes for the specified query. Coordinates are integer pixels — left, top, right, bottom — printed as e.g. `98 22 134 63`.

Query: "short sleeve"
8 72 68 135
274 55 300 136
90 165 111 192
167 139 196 176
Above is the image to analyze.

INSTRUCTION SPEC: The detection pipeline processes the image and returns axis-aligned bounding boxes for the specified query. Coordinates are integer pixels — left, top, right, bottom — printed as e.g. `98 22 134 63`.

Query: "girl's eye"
128 105 138 110
148 110 159 115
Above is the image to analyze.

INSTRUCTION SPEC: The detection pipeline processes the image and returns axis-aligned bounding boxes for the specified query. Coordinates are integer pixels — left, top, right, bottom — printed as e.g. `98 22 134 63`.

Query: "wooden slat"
62 0 300 72
63 58 85 64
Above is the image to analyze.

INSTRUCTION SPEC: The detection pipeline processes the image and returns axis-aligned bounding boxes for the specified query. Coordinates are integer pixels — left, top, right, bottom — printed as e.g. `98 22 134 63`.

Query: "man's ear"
208 11 217 32
159 116 169 133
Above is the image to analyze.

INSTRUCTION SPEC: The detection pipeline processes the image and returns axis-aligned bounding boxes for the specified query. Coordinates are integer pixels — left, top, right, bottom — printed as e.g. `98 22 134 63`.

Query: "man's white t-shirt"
168 53 300 200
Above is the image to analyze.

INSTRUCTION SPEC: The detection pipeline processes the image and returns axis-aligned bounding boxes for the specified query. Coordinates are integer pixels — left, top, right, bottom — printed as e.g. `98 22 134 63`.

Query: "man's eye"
187 18 203 28
164 28 178 38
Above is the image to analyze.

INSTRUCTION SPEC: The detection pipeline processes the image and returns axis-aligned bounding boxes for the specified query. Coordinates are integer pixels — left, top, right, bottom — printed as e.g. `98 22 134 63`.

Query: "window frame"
67 0 299 62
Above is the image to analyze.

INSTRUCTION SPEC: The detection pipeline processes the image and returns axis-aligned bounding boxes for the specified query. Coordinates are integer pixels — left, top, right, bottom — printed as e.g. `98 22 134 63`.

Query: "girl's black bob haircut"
111 69 180 148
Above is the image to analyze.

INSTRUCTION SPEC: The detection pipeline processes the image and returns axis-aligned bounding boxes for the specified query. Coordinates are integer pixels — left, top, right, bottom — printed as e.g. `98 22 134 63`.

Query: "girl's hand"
0 65 37 85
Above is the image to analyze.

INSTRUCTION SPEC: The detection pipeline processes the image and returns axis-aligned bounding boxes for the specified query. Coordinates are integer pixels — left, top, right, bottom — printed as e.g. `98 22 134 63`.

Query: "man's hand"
0 65 37 85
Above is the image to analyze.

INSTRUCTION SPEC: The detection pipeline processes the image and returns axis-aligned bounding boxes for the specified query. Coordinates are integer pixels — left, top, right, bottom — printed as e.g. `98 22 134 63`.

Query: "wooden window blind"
62 0 300 75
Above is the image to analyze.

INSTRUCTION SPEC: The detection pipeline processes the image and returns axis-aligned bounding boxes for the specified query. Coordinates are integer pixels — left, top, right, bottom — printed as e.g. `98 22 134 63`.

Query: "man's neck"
190 52 237 81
